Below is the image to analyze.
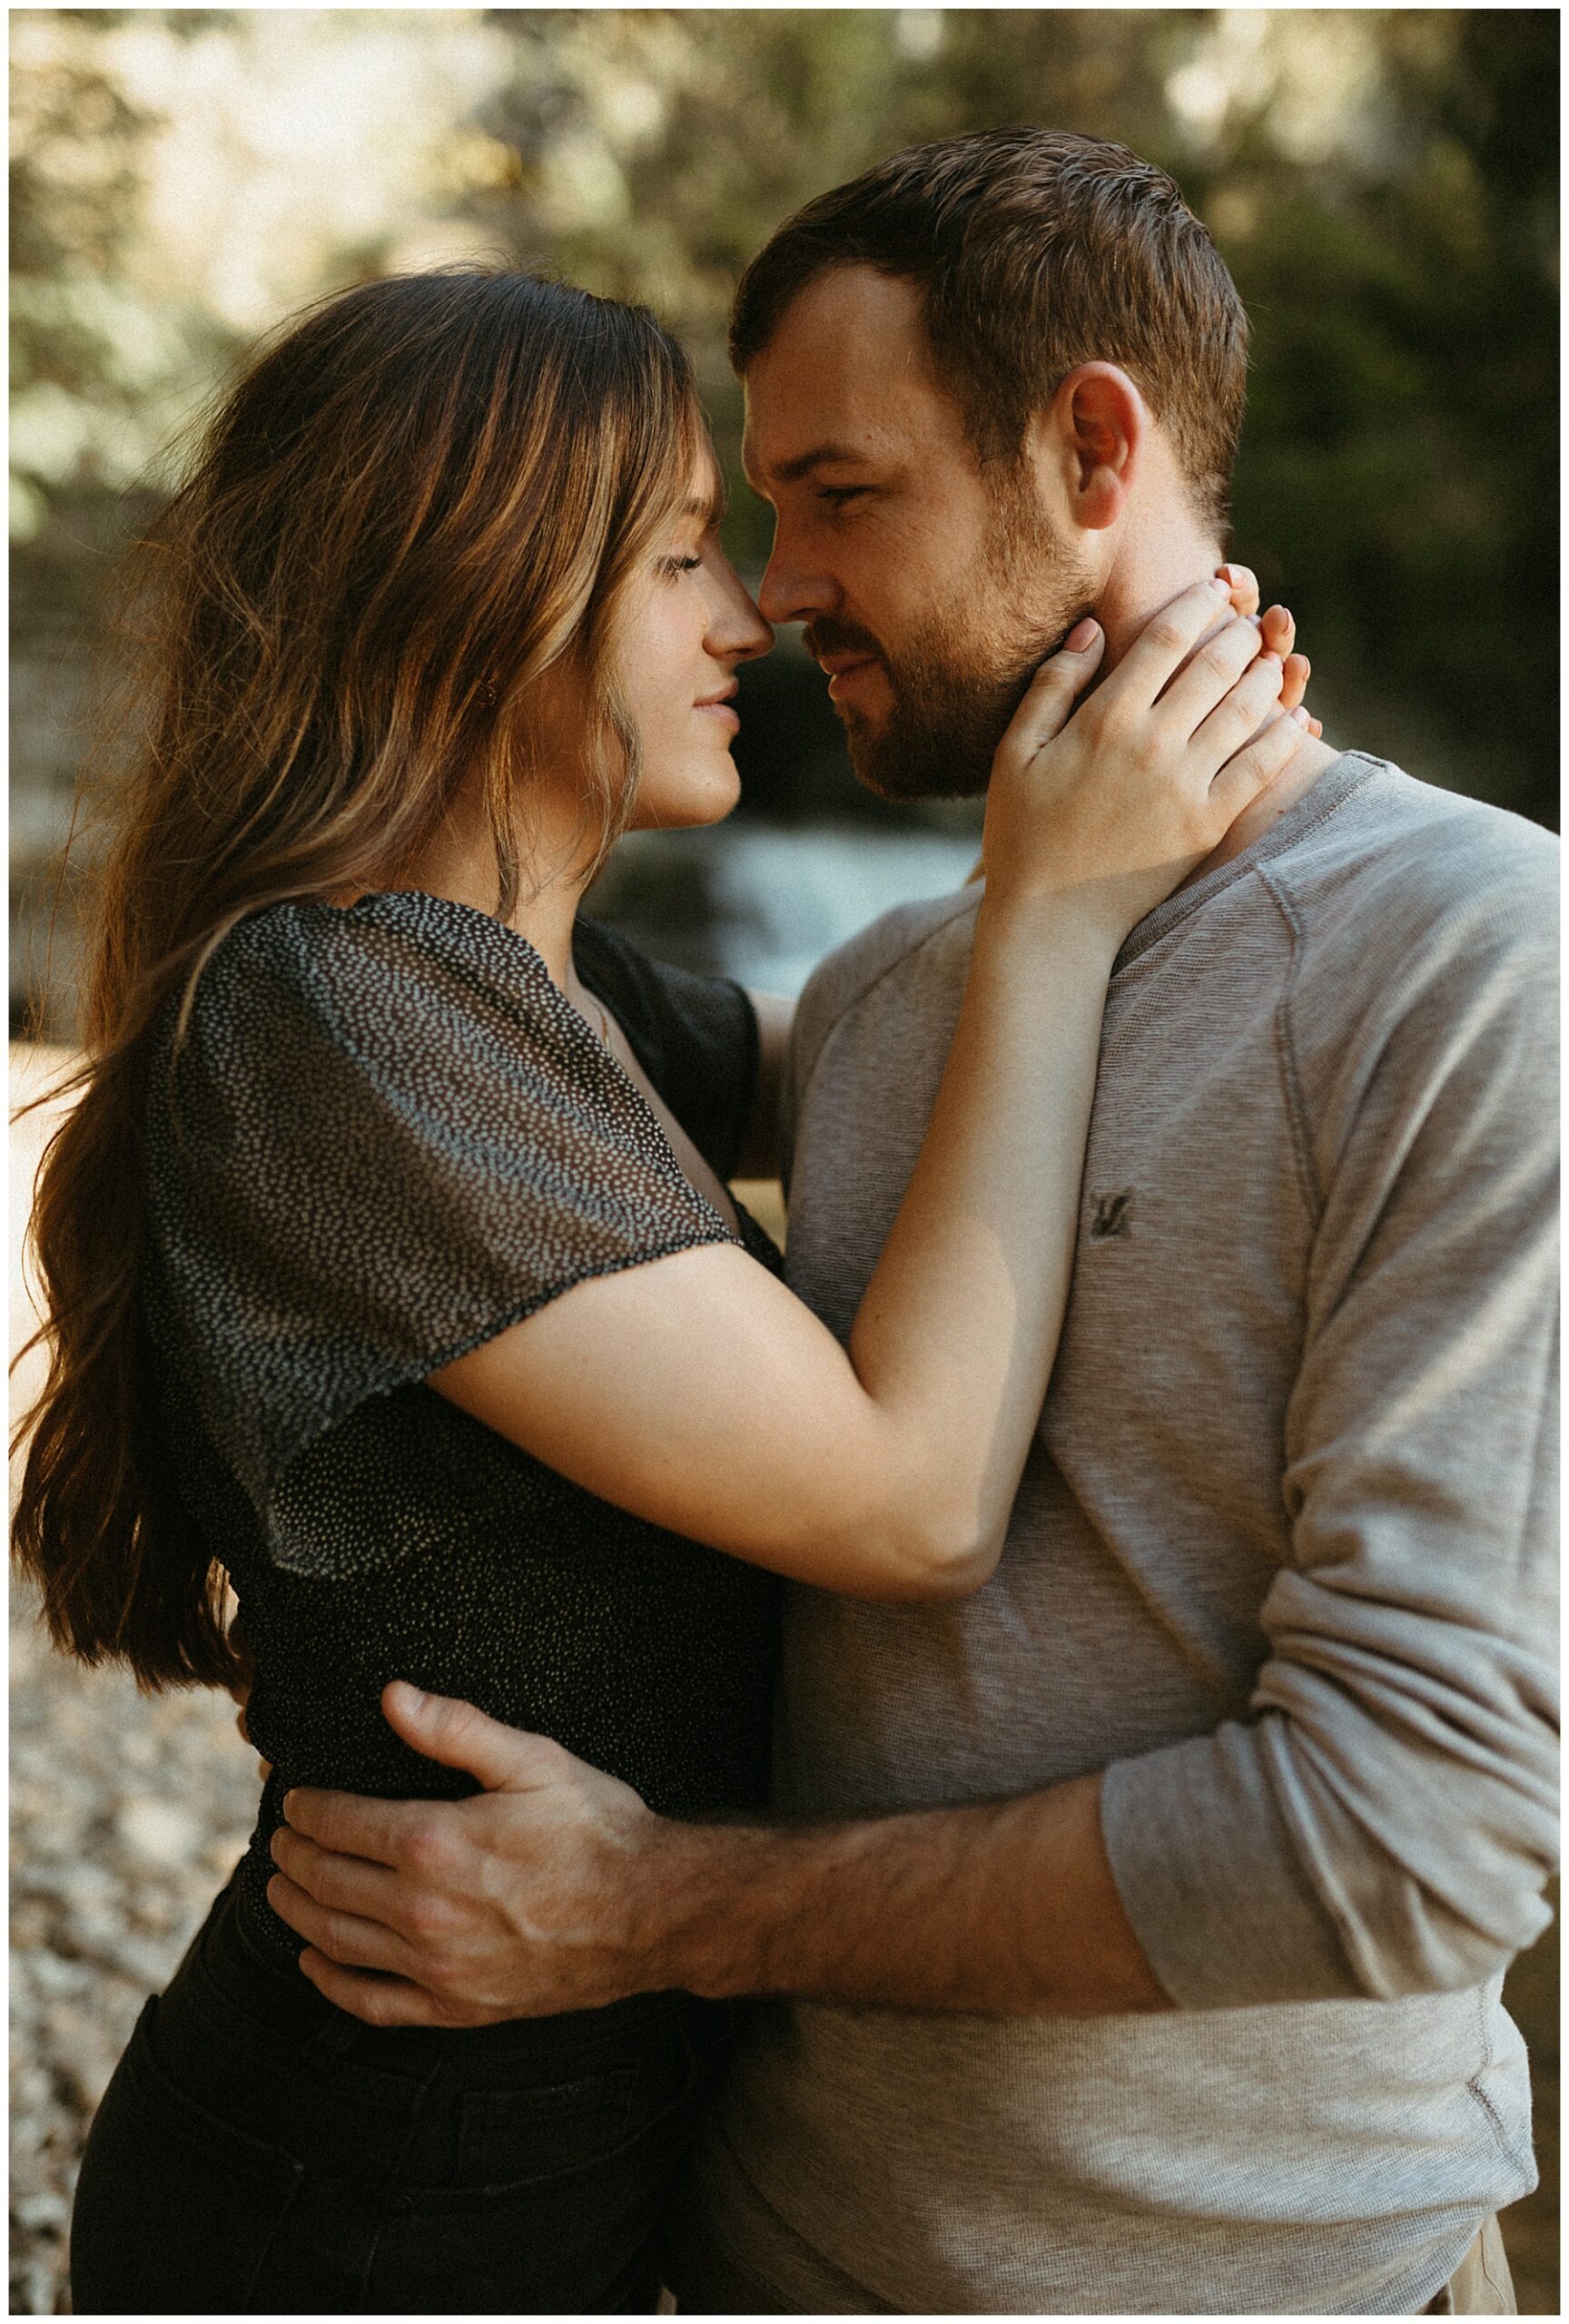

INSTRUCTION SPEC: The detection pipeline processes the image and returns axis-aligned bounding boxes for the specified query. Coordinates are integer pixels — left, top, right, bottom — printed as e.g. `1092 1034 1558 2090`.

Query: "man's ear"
1028 363 1146 537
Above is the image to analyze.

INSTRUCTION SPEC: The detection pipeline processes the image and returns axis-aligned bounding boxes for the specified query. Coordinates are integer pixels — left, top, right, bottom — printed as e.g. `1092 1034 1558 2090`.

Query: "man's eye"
818 487 869 509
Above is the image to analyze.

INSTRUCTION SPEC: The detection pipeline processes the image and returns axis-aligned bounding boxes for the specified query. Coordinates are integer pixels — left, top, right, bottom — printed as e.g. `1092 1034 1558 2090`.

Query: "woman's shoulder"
171 890 575 1081
201 889 550 1016
150 891 607 1181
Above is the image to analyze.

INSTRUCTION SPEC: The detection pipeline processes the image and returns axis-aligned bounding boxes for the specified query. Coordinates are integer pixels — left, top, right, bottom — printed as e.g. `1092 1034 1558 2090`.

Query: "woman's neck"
399 789 591 1000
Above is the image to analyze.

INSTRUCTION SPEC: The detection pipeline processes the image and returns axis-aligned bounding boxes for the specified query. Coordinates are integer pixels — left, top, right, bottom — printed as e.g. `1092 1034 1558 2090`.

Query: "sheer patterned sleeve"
144 891 736 1569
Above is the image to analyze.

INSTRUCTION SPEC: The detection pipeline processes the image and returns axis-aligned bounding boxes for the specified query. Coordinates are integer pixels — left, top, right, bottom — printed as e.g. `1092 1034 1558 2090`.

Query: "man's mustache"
804 618 884 668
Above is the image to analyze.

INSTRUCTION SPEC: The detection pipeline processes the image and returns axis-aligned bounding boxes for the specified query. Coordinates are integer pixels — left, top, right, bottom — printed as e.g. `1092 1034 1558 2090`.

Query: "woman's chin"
627 760 742 832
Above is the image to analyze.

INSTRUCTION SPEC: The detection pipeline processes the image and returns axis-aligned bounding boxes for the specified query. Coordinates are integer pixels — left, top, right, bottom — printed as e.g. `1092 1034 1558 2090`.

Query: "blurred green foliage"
11 8 1559 833
447 9 1557 818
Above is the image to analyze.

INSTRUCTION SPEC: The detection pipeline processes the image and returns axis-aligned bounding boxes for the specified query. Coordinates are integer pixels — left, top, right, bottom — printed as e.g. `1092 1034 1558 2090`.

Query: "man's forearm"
644 1771 1171 2014
273 1691 1173 2027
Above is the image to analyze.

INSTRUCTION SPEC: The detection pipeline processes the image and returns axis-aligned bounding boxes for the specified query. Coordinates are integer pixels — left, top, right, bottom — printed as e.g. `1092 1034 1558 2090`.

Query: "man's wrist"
634 1815 779 2000
630 1811 854 2003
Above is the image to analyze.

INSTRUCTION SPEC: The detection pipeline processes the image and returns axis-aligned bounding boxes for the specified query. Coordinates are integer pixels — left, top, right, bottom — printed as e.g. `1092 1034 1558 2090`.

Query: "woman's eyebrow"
681 484 728 527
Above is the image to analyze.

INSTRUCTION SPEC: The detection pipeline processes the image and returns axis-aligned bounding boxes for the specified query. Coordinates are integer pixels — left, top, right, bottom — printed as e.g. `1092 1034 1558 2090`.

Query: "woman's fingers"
1108 575 1239 710
1258 601 1293 655
1152 610 1265 737
1188 648 1286 772
1219 562 1261 618
1209 705 1313 819
994 616 1105 763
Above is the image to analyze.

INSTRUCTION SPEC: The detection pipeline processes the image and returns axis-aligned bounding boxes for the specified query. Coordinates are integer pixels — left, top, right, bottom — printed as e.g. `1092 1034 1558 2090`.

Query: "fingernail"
1298 655 1310 675
1291 705 1311 726
1209 576 1233 598
1258 650 1282 668
1065 617 1099 650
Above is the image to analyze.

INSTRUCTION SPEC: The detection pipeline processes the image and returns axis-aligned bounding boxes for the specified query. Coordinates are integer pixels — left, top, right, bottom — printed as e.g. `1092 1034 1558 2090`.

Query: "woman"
14 269 1312 2313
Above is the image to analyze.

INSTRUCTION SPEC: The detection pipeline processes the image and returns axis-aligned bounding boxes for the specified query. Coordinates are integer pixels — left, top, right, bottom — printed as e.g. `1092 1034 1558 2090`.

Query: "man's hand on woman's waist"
268 1678 1169 2027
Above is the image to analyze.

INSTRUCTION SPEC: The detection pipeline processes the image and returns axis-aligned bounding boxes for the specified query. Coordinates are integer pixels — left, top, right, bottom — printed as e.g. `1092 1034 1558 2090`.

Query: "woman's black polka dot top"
142 891 782 1965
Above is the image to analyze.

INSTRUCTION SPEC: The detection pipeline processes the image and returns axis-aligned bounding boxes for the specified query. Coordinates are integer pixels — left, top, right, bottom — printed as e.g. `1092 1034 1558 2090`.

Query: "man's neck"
1091 513 1224 670
1094 525 1338 880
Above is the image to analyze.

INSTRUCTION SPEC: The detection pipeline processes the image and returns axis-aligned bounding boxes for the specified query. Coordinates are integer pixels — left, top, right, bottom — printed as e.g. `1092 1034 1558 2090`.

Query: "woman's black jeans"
70 1876 735 2313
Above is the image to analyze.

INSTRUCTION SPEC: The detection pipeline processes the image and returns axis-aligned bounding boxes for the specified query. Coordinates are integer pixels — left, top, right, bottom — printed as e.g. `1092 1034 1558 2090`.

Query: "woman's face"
616 450 773 832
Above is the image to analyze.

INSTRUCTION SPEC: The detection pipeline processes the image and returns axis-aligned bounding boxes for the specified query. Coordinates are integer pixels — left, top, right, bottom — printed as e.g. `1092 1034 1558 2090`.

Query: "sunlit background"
9 9 1558 2313
11 5 1559 1032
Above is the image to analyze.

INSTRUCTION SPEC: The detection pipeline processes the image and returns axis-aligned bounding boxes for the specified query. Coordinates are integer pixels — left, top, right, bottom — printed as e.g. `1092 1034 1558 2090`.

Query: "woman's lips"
695 699 740 734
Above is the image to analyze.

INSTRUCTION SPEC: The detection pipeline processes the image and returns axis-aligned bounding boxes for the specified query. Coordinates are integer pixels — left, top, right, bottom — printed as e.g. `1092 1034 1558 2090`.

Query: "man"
270 131 1556 2313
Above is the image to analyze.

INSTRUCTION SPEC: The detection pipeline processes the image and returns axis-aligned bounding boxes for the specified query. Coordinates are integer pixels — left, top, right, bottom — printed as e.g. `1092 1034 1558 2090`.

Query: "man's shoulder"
1265 758 1556 1123
1268 755 1556 954
792 885 979 1087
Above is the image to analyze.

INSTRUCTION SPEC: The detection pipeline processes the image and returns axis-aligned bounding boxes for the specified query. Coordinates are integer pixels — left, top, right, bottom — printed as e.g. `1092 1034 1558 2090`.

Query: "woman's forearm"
844 895 1120 1574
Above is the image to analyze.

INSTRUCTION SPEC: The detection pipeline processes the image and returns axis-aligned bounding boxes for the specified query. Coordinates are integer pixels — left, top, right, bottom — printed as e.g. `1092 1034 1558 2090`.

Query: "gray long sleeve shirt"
693 753 1558 2314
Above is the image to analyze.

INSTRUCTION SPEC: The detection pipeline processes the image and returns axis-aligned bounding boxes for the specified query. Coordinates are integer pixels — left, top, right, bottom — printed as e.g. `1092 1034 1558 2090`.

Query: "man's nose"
757 538 838 629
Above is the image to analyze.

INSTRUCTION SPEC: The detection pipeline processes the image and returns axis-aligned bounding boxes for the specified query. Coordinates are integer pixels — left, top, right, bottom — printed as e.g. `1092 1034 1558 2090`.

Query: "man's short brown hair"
730 127 1248 536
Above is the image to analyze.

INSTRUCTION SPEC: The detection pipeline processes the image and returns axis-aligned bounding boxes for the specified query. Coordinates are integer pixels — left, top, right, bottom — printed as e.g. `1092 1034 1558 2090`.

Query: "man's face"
742 266 1094 799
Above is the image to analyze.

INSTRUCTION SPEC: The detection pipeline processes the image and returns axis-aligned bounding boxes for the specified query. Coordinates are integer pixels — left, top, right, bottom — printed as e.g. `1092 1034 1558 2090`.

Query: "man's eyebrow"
763 442 869 487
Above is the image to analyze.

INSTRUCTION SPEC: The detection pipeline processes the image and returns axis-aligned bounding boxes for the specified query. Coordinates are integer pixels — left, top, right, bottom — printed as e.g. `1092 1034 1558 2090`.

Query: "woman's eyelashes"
657 553 704 578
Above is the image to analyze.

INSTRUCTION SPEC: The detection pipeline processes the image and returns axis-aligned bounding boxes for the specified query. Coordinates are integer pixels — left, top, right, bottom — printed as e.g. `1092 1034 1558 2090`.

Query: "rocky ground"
10 1590 264 2315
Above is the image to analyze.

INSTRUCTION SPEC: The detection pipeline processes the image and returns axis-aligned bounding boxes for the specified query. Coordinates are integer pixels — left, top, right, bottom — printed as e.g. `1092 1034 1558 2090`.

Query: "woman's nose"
708 559 774 663
727 594 774 664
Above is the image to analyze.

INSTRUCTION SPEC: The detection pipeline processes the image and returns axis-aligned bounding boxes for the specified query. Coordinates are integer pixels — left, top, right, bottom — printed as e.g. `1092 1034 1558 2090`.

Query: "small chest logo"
1089 1189 1134 1242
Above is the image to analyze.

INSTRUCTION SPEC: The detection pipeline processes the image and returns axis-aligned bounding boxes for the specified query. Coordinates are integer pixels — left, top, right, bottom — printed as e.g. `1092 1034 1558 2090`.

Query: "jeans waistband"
204 1866 706 2076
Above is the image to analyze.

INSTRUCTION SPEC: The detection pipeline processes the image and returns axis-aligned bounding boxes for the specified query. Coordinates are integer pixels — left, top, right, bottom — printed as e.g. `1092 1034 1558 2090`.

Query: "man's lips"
821 655 881 702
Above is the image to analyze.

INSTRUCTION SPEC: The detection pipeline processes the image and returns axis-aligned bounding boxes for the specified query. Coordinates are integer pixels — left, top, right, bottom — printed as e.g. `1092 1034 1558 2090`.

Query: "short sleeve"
143 891 737 1562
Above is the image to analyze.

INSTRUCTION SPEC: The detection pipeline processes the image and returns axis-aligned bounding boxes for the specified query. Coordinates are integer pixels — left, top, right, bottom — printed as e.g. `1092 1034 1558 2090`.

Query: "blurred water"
711 822 981 994
600 819 982 998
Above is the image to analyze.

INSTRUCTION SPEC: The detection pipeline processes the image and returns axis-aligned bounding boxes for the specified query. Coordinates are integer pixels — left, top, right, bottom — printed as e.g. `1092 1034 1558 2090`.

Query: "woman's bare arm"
432 578 1309 1600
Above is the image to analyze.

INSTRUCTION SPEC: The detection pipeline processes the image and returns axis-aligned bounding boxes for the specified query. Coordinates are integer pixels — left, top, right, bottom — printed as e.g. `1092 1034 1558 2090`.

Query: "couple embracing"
18 129 1554 2317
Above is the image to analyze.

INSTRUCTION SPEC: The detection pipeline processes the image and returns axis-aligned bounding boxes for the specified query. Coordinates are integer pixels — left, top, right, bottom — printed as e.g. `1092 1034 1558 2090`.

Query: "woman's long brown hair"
13 269 704 1689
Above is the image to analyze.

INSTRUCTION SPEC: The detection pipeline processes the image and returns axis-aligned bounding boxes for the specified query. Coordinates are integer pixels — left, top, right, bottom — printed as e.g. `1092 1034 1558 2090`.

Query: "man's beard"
809 489 1094 803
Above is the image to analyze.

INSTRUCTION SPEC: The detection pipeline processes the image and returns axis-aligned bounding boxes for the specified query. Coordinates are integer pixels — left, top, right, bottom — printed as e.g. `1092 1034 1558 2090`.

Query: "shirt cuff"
1099 1719 1359 2009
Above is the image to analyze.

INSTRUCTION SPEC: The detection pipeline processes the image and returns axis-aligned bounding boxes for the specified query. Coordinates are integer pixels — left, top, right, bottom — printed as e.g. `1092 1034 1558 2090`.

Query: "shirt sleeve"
145 893 737 1574
1100 874 1559 2006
